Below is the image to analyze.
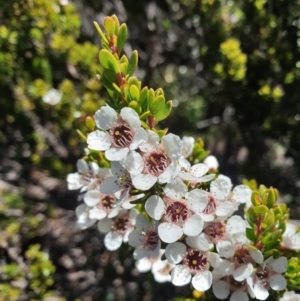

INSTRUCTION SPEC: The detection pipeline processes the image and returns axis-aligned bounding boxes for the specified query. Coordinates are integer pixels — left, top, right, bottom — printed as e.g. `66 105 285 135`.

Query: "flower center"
203 195 217 215
233 246 252 266
110 124 134 148
204 220 226 243
98 195 116 210
183 249 208 273
144 151 171 177
256 267 269 287
112 216 129 233
165 201 188 224
142 227 159 251
81 170 95 185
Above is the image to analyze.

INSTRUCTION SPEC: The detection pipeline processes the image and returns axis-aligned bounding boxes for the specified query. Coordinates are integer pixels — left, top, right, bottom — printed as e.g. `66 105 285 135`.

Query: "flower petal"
231 291 249 301
253 282 269 300
192 271 212 291
145 195 165 220
130 127 148 150
162 133 183 161
134 248 152 260
76 159 89 173
97 218 112 233
233 263 253 282
128 229 143 247
94 106 117 130
269 274 287 291
87 130 111 151
164 179 188 200
186 189 208 213
186 233 211 251
132 174 157 190
105 147 129 161
210 175 232 200
104 231 123 251
100 176 122 194
120 151 144 175
183 214 203 236
216 240 235 258
190 163 209 178
120 107 141 128
212 280 230 300
215 201 235 217
232 185 252 204
158 222 183 243
136 214 150 230
171 265 191 286
135 258 152 272
269 256 287 274
165 242 186 264
84 190 100 207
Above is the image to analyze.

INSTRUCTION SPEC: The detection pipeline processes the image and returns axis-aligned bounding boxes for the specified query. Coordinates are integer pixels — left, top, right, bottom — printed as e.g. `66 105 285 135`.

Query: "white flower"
97 209 138 251
83 190 119 220
87 106 147 161
75 203 97 230
282 222 300 250
196 175 251 222
128 214 161 259
131 132 183 190
135 250 174 283
98 161 144 208
203 155 219 171
203 215 247 258
212 274 255 301
247 256 288 300
66 159 111 193
280 291 300 301
181 136 195 158
178 161 215 184
145 181 205 243
165 241 215 291
42 88 62 105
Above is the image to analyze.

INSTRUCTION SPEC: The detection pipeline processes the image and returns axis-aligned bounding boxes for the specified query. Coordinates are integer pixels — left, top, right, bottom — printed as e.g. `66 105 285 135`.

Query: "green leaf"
129 85 140 101
99 49 119 73
93 22 108 44
149 95 165 115
139 111 151 120
246 227 256 241
128 77 141 89
104 16 115 35
253 205 269 215
155 88 164 97
155 100 172 122
251 191 261 206
119 62 128 75
246 206 257 224
261 229 281 245
157 129 168 139
139 87 149 108
76 129 86 141
148 88 155 106
111 15 120 34
117 23 128 53
127 50 138 76
128 101 142 114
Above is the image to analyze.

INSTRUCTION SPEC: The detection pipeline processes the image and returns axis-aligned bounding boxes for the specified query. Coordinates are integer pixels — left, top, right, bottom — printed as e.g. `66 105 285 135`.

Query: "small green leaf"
261 229 281 245
128 77 141 89
128 101 142 114
93 22 108 44
251 191 261 206
148 88 155 106
139 111 151 120
246 206 258 224
111 15 120 34
139 87 149 108
76 129 86 141
117 23 128 53
104 16 115 35
127 50 138 76
129 85 140 101
246 227 256 241
157 129 168 139
155 100 172 122
155 88 164 97
149 95 165 115
120 55 129 64
253 205 269 215
119 62 128 74
99 49 119 73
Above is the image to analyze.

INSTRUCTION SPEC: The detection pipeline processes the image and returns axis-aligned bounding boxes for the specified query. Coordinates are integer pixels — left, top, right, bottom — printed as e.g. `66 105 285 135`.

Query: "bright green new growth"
94 15 172 131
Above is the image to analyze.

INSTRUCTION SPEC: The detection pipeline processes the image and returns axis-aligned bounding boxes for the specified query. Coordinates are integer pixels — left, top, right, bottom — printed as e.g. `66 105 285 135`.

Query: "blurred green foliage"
1 0 300 300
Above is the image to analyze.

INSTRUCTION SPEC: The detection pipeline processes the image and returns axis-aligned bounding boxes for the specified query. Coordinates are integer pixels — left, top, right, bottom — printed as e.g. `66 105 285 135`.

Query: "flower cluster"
67 15 300 300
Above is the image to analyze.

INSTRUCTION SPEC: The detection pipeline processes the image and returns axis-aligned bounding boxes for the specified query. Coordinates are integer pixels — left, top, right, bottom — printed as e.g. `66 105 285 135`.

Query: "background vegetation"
1 0 300 300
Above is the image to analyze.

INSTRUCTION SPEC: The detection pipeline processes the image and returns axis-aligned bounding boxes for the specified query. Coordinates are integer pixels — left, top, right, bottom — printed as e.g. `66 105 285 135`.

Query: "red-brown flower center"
112 217 129 233
143 227 159 250
98 195 116 210
110 124 134 148
183 249 208 273
145 152 171 176
204 220 226 243
203 195 217 215
166 201 188 224
256 267 269 287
